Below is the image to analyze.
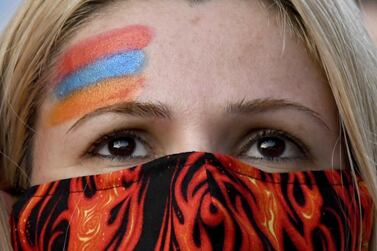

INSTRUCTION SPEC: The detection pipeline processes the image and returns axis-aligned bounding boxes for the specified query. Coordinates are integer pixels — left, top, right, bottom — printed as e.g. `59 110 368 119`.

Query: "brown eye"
242 130 304 161
94 132 149 160
108 137 136 157
258 137 285 158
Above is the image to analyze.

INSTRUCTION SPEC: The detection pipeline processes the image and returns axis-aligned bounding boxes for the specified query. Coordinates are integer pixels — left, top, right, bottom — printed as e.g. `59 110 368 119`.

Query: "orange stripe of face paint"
55 25 153 82
48 76 144 126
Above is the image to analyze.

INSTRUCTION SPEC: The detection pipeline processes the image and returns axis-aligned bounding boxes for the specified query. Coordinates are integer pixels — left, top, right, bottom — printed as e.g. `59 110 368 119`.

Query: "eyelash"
83 129 152 161
83 128 311 163
238 128 311 162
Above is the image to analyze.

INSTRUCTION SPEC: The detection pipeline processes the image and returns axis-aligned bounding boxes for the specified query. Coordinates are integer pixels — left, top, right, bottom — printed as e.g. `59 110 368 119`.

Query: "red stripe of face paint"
55 25 153 84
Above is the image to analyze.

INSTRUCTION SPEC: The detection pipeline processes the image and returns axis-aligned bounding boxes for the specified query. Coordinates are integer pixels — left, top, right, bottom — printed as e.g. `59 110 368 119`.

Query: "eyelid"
238 128 313 161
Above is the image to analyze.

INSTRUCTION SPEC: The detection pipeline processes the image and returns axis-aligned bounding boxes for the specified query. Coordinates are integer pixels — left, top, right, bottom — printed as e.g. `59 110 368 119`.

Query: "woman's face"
32 0 342 185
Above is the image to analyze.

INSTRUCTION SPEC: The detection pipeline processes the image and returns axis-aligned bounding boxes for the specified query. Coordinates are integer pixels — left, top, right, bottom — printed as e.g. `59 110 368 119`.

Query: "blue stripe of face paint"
55 50 145 98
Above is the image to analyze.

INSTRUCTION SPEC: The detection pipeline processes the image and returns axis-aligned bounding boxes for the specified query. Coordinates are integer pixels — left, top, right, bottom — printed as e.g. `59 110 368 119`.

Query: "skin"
363 2 377 44
31 0 343 185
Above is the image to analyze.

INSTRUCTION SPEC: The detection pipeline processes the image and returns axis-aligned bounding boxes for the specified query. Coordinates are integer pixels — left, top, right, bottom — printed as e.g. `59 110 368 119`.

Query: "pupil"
108 137 136 156
257 137 285 158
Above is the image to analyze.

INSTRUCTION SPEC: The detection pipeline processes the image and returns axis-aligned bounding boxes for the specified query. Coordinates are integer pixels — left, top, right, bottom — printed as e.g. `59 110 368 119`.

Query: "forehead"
54 0 333 116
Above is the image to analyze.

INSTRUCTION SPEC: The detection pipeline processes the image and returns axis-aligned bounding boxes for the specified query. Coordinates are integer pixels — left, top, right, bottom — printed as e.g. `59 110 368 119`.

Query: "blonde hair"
0 0 376 250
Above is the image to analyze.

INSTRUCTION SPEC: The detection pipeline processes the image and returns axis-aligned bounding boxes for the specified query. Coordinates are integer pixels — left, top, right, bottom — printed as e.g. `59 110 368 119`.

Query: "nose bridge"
169 131 214 154
167 120 218 154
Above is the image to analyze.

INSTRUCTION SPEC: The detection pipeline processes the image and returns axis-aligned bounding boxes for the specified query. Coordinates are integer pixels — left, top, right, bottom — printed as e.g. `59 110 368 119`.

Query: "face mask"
10 152 373 251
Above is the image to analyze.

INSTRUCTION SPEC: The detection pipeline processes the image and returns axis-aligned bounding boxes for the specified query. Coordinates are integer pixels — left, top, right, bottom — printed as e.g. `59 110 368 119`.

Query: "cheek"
0 191 15 211
31 101 79 185
31 127 89 185
31 127 59 185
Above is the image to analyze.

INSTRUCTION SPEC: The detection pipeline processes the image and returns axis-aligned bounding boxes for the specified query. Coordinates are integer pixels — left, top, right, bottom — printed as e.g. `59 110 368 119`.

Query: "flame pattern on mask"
10 152 374 251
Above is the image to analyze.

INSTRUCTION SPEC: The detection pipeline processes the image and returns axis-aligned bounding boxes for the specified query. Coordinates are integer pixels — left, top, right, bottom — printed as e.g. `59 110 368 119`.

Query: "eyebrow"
67 102 172 133
226 98 331 130
67 98 331 133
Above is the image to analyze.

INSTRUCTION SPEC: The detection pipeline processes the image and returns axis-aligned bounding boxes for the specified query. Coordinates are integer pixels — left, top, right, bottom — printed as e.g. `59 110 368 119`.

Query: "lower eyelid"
243 155 304 163
239 157 309 170
87 152 155 165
